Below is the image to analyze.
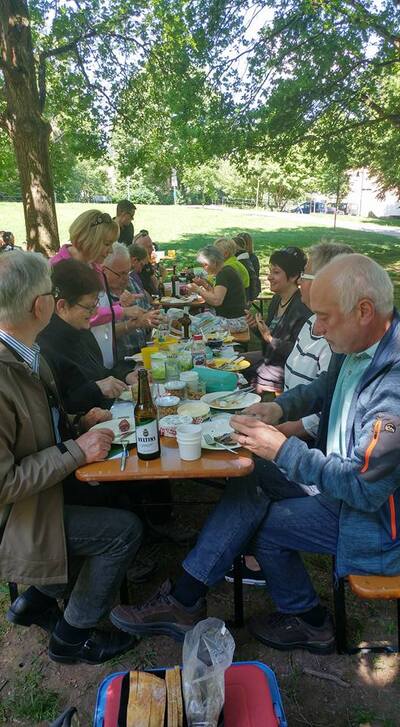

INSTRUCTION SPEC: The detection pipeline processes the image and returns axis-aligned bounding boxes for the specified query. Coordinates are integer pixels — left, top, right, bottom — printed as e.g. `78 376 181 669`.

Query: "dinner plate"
207 358 251 372
90 417 136 444
201 391 261 410
201 417 240 450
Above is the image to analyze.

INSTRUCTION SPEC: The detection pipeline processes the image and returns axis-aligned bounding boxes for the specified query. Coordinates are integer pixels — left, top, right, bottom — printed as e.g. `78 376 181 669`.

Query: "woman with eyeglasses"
245 247 310 396
50 210 142 370
38 260 136 413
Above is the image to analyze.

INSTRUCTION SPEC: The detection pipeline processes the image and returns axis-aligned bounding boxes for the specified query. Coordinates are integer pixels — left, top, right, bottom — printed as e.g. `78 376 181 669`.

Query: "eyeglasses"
90 213 112 227
300 272 315 281
103 265 130 279
29 286 60 313
76 298 100 313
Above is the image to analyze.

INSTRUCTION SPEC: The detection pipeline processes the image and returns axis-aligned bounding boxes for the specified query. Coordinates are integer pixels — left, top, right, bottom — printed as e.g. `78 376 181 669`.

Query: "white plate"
132 353 143 363
90 417 136 444
201 391 261 410
201 417 240 450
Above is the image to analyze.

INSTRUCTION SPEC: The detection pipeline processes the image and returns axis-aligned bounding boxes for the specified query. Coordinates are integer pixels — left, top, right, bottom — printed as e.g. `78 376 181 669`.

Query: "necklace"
279 291 297 309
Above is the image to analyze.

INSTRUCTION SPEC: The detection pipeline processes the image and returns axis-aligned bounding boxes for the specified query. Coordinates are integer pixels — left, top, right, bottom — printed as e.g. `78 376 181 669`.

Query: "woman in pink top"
50 209 125 328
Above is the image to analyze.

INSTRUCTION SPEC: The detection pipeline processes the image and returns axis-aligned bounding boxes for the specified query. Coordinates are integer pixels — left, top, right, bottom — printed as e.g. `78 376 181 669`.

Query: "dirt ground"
0 480 399 727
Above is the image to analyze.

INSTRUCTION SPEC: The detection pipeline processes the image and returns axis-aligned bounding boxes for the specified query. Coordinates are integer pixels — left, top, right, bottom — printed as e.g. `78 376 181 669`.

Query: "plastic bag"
182 618 235 727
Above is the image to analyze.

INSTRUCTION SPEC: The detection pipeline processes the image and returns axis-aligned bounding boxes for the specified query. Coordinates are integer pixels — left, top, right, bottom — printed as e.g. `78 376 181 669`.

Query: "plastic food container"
156 395 180 418
159 414 193 437
164 380 186 399
177 401 210 424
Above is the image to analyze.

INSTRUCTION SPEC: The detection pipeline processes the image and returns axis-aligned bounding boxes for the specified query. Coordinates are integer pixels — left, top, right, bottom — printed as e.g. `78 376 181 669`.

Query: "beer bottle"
182 306 191 339
157 278 165 300
171 265 179 297
134 369 161 460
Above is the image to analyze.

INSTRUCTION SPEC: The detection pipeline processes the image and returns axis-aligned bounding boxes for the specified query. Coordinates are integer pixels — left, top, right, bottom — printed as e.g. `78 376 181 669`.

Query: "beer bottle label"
136 419 159 455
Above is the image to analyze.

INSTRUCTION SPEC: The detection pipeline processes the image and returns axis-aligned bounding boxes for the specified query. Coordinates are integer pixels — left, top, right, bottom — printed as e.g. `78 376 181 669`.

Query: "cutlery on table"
113 429 135 442
120 440 129 471
220 356 245 370
203 433 238 454
210 385 254 406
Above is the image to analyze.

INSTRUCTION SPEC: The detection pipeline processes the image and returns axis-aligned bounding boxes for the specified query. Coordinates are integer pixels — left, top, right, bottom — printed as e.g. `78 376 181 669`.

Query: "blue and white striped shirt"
0 330 40 373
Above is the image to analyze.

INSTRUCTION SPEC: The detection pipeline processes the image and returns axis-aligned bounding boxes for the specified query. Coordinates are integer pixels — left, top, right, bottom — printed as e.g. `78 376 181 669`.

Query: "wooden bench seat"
348 574 400 601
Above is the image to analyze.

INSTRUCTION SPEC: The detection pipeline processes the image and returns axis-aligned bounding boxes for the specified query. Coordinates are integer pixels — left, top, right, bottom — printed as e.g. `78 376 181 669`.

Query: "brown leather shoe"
248 611 335 654
110 579 206 642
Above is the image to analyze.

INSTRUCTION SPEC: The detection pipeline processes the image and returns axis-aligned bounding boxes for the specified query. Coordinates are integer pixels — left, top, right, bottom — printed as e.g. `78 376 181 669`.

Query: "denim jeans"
38 505 142 628
183 457 339 613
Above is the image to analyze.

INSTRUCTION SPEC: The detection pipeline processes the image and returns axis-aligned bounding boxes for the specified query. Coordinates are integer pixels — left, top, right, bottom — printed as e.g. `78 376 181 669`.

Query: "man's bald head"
311 254 393 354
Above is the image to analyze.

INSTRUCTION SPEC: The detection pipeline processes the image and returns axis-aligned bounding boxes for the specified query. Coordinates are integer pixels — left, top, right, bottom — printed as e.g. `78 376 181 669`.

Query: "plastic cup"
165 355 180 381
151 353 166 381
179 349 193 371
176 424 202 461
141 344 159 370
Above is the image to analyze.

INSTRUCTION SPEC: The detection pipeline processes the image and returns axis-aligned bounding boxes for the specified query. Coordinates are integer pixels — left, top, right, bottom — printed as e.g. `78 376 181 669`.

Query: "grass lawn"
2 201 400 303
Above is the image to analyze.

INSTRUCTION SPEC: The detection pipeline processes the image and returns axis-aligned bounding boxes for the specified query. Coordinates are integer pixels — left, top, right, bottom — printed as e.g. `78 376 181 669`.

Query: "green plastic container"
193 366 237 393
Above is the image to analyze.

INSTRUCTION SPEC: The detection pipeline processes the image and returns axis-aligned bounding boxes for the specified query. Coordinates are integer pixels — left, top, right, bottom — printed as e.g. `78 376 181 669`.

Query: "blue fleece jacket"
275 310 400 577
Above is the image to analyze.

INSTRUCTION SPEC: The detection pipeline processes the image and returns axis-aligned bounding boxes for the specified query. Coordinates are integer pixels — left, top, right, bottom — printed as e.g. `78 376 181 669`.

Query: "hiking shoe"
110 579 206 642
127 554 159 584
225 558 266 587
147 520 198 546
7 593 62 633
248 611 335 654
49 628 138 665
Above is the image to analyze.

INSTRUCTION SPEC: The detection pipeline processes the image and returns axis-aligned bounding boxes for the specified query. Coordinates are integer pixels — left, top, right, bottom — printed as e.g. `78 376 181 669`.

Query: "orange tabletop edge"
75 438 254 482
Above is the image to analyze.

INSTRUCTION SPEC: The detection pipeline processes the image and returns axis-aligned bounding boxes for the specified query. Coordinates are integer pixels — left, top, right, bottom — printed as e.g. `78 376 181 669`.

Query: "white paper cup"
176 424 202 461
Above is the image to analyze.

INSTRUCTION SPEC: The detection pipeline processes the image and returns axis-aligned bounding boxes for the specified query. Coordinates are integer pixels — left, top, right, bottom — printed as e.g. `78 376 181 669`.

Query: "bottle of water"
192 334 206 366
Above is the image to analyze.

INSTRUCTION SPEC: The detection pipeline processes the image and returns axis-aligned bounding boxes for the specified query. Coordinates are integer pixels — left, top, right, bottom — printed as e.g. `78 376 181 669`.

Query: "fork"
204 433 238 454
120 440 129 471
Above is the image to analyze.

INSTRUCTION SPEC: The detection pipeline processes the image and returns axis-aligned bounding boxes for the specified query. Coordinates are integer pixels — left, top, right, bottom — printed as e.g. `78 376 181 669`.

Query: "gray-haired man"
0 250 142 664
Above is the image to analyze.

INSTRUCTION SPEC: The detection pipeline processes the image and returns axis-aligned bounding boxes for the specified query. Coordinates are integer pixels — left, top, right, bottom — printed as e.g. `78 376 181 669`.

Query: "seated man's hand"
80 407 112 432
242 401 283 424
125 370 138 385
120 290 144 307
123 305 142 321
96 376 128 398
230 415 287 460
144 309 161 328
76 428 114 462
193 277 212 290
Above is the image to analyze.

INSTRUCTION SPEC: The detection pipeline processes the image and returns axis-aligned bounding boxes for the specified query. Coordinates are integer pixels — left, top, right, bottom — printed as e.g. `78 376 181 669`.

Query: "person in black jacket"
38 260 136 413
233 235 259 302
245 247 310 395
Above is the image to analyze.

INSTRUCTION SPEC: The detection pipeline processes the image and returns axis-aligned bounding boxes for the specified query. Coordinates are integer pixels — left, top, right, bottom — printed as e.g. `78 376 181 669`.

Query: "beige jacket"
0 342 86 585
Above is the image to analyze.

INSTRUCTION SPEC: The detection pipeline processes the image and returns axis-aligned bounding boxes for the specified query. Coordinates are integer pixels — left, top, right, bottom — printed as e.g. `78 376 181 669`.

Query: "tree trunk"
0 1 60 255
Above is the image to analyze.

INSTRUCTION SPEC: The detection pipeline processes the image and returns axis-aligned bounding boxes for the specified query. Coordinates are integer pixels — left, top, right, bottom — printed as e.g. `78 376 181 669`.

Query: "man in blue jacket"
111 254 400 654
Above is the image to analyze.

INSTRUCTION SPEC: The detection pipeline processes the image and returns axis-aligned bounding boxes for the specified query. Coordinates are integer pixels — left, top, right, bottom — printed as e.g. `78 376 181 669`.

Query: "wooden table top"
75 437 254 482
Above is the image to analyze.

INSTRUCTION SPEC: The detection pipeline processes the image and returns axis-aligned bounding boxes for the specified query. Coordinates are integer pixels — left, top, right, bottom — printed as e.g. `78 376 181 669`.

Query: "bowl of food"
206 338 224 350
156 395 180 418
177 401 210 424
164 380 186 399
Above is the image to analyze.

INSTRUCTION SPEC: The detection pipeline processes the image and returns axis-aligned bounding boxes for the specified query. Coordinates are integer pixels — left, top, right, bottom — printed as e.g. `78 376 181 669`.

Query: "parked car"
326 204 345 215
290 201 326 214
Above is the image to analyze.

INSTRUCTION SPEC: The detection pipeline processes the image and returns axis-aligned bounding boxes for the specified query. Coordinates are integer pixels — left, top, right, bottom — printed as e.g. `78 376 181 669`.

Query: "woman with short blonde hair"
213 236 249 290
50 210 131 368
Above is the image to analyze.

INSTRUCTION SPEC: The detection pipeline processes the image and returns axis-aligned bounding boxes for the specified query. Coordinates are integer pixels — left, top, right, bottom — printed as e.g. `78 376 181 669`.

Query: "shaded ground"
1 481 399 726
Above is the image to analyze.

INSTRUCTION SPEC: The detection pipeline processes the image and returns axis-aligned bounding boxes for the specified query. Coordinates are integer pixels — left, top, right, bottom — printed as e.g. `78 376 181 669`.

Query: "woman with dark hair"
245 246 310 395
38 259 135 413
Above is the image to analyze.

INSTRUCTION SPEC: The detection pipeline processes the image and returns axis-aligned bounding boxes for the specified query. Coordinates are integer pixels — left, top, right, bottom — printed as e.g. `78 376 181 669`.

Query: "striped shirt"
0 330 40 373
284 315 332 438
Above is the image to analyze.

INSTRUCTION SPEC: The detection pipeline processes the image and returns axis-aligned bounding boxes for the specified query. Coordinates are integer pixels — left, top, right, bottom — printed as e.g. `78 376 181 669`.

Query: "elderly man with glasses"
1 250 142 664
111 253 400 657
